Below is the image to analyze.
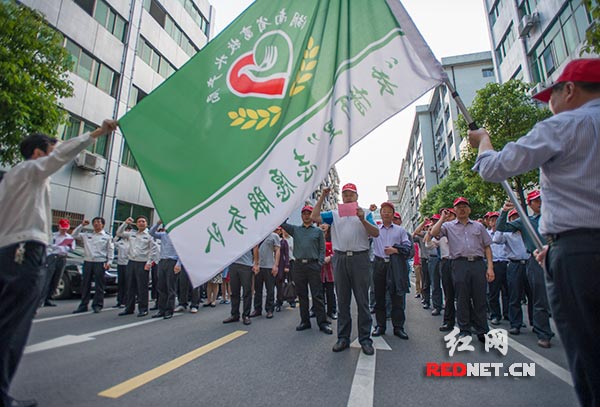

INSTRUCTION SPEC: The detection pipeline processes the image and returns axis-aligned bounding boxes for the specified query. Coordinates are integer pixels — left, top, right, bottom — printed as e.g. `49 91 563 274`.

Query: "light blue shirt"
372 223 410 259
474 98 600 235
488 229 507 261
493 231 529 261
149 224 179 261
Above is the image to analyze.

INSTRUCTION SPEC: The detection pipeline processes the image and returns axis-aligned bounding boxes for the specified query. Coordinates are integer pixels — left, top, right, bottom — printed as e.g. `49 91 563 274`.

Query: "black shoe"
249 310 261 318
332 340 350 352
242 316 251 325
361 342 375 355
372 326 386 336
137 311 148 317
163 312 173 319
223 316 240 323
415 293 421 298
508 327 520 335
92 307 101 314
266 311 274 319
7 398 38 407
370 308 376 314
458 331 471 339
118 310 134 316
422 303 430 310
328 313 338 320
44 300 56 307
431 309 441 316
289 302 296 308
149 304 159 311
72 307 87 314
439 323 454 332
152 312 165 318
394 329 409 340
275 305 281 312
477 334 486 343
296 322 311 331
319 324 333 335
490 318 501 325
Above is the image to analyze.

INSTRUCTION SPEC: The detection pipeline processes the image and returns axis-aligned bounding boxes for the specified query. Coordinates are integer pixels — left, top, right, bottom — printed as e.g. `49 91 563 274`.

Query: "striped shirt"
474 98 600 235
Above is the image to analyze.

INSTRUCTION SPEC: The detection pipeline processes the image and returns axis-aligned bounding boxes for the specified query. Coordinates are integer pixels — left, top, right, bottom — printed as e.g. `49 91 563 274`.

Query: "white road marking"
508 337 573 386
347 336 392 407
33 307 114 323
25 314 182 354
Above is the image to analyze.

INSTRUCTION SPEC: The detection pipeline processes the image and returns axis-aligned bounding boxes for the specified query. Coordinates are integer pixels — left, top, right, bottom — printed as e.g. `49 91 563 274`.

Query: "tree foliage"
0 2 73 165
455 80 552 209
581 0 600 55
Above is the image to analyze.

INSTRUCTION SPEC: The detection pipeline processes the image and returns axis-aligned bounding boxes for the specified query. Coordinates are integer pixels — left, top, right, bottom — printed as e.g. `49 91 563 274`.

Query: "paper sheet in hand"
338 202 358 217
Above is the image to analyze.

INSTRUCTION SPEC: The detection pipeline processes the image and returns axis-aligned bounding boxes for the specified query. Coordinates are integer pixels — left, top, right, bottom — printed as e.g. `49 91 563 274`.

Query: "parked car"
53 248 119 300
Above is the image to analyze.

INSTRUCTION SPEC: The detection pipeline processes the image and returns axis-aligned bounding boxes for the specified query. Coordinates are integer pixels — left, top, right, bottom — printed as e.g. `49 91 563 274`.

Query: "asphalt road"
13 291 579 407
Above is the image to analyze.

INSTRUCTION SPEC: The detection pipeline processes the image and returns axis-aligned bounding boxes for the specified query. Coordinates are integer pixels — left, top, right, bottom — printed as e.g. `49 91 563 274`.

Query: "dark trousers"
488 261 508 320
507 260 528 329
334 251 372 345
428 256 443 310
125 260 149 313
420 257 430 304
295 262 327 326
151 263 158 302
546 232 600 407
0 242 45 406
527 257 554 340
79 261 106 310
368 260 376 309
373 260 406 330
253 267 275 313
440 259 455 325
452 259 488 335
177 267 201 308
116 264 127 306
157 259 177 314
40 254 66 304
323 281 336 316
229 264 253 318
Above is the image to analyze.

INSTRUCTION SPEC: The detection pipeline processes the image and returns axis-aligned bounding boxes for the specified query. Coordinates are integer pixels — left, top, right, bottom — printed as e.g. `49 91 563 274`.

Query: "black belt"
297 258 318 264
509 259 527 264
374 256 390 263
429 255 439 258
334 250 368 257
454 256 483 262
545 228 600 245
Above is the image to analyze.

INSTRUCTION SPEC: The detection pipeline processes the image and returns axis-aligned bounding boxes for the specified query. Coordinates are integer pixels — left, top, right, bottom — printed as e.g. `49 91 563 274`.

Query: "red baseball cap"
483 212 491 218
446 208 456 215
380 201 395 211
453 197 470 207
58 218 70 229
301 205 314 213
342 183 358 193
527 190 541 204
430 214 441 221
488 211 500 218
508 209 519 218
532 59 600 103
393 212 401 219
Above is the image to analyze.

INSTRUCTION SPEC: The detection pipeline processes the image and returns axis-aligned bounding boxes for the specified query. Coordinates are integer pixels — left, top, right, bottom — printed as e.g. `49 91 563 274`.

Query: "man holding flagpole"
469 58 600 406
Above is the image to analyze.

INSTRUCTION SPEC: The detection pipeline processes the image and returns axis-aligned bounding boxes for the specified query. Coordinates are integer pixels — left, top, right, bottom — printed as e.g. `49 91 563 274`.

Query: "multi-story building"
485 0 596 86
387 52 496 231
16 0 214 231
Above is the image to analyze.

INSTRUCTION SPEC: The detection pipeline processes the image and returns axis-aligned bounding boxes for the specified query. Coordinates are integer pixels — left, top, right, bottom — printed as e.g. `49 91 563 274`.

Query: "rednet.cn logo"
425 328 536 378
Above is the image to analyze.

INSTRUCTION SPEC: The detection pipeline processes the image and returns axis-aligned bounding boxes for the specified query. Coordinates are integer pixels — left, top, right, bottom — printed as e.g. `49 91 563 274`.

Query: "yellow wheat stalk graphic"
289 37 319 96
228 106 282 131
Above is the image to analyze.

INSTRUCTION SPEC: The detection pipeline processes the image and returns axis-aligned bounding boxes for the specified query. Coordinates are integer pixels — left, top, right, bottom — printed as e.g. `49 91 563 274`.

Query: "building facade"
485 0 595 86
16 0 214 231
387 52 496 231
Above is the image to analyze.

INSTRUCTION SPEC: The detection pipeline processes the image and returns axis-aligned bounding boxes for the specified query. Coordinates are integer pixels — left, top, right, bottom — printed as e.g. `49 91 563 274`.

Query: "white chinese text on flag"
119 0 446 286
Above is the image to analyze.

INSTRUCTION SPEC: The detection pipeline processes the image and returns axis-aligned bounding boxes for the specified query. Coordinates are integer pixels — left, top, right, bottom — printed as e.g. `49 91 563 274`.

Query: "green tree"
0 2 73 165
419 160 488 220
456 80 552 209
581 0 600 55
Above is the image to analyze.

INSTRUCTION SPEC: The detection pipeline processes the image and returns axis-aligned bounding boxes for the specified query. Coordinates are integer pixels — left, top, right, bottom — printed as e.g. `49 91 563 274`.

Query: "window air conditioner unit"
518 13 538 37
75 150 100 172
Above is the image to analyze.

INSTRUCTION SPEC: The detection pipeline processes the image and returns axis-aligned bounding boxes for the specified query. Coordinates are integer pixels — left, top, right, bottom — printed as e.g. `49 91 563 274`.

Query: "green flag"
119 0 445 286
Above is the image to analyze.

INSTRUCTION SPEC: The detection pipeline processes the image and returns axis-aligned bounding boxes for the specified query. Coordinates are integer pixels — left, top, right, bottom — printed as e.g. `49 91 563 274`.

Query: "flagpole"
443 78 545 251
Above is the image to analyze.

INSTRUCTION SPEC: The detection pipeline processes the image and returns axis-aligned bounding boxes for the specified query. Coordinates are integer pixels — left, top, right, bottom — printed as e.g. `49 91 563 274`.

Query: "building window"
74 0 127 42
64 38 119 97
127 85 148 109
447 131 454 148
121 141 138 169
57 113 109 157
113 200 154 234
488 0 503 26
143 0 199 57
176 0 210 36
137 36 177 78
495 23 515 65
482 68 494 77
444 106 450 122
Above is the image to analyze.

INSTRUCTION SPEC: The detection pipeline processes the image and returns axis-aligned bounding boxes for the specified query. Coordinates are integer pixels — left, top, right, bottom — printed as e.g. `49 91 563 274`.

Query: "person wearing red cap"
281 206 331 335
429 197 495 342
0 119 117 407
371 202 412 339
496 194 554 349
39 218 76 307
312 184 379 355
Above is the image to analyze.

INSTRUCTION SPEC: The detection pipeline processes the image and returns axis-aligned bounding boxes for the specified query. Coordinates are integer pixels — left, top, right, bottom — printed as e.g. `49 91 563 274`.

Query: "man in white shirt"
0 119 117 407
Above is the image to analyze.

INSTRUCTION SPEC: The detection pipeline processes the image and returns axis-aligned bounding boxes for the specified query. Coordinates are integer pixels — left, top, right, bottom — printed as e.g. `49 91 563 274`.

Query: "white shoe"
174 305 186 312
190 307 199 313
